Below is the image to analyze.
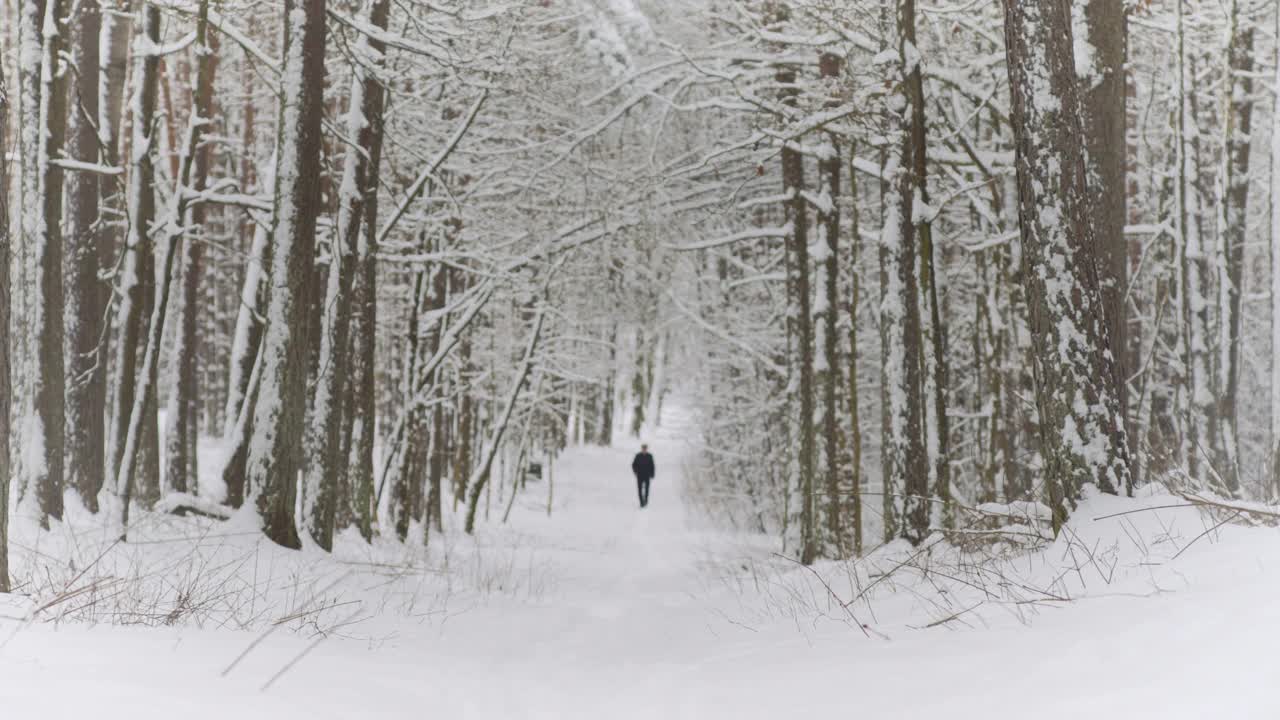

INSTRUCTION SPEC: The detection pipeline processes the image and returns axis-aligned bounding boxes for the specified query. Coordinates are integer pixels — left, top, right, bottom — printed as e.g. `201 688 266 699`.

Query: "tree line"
657 0 1278 563
4 0 1277 588
0 0 672 592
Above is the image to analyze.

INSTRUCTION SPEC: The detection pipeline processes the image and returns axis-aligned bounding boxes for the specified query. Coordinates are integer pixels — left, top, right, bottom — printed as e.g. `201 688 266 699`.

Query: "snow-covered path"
0 408 768 719
4 406 1280 718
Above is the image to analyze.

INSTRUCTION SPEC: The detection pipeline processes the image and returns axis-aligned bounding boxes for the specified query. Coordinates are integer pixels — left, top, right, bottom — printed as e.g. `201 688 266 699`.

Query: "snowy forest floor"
2 406 1279 718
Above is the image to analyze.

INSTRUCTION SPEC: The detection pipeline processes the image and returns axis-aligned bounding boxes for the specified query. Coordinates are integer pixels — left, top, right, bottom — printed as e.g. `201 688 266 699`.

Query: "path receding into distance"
3 404 1279 719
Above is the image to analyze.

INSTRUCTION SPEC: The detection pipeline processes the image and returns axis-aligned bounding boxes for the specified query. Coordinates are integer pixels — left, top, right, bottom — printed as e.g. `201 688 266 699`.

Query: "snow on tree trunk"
1002 0 1131 532
345 218 378 542
223 221 271 435
1213 4 1251 496
452 316 476 511
817 105 842 555
387 270 429 542
164 0 219 497
244 0 328 549
1077 0 1131 491
878 0 930 546
0 69 11 592
1270 5 1280 498
108 3 159 503
846 142 865 557
64 0 107 512
1175 0 1215 485
18 0 69 526
305 0 389 550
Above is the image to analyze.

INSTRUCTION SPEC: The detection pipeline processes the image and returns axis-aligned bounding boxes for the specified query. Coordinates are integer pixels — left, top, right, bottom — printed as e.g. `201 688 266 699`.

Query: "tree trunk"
453 298 475 511
245 0 328 549
1079 0 1131 492
1214 7 1251 496
846 147 864 557
346 229 378 542
1 69 12 591
880 0 930 546
1270 2 1280 498
1175 3 1214 483
224 226 270 435
163 0 218 497
65 0 108 512
19 0 69 526
108 3 159 505
1002 0 1131 532
304 0 389 550
221 228 270 508
388 270 428 541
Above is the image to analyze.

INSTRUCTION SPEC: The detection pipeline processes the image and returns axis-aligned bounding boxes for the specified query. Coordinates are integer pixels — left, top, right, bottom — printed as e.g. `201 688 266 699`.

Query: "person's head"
641 444 649 452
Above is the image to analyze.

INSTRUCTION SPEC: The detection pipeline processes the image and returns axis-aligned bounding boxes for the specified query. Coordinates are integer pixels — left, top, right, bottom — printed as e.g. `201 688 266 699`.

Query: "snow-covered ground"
2 407 1279 718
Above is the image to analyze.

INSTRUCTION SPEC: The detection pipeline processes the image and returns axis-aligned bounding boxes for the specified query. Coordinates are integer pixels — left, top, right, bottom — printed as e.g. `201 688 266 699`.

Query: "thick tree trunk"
1002 0 1131 532
19 0 69 526
342 1 392 543
245 0 328 549
1079 0 1131 492
304 0 389 550
65 0 108 512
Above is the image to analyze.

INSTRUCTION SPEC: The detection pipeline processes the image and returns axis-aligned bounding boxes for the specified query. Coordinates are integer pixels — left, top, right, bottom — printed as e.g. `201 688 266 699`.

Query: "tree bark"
1175 3 1214 483
19 0 69 526
244 0 328 549
1270 2 1280 498
1079 0 1131 492
880 0 930 546
1214 6 1251 496
304 0 389 550
108 3 159 506
846 147 864 557
163 0 219 497
1002 0 1131 532
1 69 12 591
65 0 108 512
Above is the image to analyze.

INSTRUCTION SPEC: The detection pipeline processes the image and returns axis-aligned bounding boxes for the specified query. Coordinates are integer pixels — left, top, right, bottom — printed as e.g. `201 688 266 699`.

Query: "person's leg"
641 478 650 507
636 476 644 507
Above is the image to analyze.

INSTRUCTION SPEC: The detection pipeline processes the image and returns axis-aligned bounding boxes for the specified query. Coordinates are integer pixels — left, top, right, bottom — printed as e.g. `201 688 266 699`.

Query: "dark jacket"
632 452 655 480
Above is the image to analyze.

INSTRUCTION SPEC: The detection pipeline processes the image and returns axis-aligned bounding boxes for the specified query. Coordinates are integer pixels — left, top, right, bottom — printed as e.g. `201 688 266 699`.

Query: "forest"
1 0 1278 715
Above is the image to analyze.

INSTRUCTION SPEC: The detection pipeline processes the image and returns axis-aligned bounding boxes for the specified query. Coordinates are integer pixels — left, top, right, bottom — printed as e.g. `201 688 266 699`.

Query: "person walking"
631 444 655 508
